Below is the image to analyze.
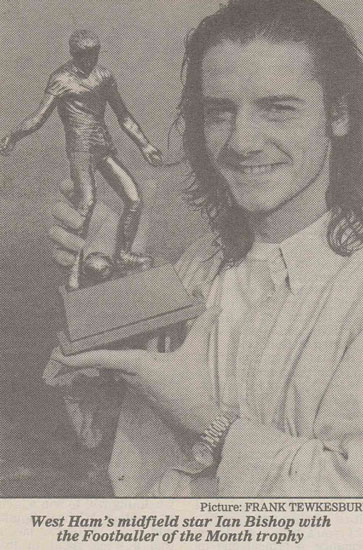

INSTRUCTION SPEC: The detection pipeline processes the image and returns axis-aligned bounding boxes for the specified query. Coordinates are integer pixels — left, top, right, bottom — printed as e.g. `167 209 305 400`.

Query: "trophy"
1 30 205 354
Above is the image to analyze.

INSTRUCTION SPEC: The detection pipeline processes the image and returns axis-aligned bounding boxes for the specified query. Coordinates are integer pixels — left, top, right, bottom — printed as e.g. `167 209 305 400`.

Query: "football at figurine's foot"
83 252 114 281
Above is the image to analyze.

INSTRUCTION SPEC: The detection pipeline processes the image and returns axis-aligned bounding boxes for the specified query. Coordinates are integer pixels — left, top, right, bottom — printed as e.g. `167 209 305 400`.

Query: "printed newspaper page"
1 0 363 548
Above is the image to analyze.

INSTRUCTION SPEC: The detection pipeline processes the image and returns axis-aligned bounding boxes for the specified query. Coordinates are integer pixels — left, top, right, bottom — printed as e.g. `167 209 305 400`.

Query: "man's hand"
0 135 16 156
141 144 163 167
50 306 222 434
49 179 119 269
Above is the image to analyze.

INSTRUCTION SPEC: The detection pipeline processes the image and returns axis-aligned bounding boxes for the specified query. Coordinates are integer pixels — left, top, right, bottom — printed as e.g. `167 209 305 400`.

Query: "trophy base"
58 263 205 355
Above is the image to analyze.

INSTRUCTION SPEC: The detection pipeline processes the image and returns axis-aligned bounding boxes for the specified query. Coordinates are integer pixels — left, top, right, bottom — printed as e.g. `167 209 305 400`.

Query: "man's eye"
265 104 298 119
204 108 234 123
271 104 296 112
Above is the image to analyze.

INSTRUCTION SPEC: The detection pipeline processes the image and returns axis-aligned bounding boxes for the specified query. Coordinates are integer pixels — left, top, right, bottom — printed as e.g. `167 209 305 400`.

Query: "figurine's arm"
107 79 162 167
0 93 56 155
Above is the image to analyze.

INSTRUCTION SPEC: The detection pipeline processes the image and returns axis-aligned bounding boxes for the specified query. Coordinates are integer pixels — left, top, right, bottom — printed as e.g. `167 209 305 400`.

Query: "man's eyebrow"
201 97 236 108
201 95 305 106
258 95 305 103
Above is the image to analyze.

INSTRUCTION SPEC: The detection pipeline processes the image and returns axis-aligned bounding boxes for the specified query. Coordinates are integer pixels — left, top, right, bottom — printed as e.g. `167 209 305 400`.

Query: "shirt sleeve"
105 72 128 121
217 330 363 497
45 73 68 98
45 73 69 98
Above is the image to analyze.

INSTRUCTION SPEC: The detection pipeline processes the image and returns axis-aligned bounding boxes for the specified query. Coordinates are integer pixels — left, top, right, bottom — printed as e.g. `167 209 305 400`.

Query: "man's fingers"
59 179 75 202
52 201 85 231
52 247 76 267
49 225 85 252
51 199 119 260
53 195 116 236
51 347 149 373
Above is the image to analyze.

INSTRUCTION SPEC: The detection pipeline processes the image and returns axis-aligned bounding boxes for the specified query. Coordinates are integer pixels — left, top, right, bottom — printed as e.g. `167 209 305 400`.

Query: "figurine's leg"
68 153 97 289
98 155 153 270
70 154 96 230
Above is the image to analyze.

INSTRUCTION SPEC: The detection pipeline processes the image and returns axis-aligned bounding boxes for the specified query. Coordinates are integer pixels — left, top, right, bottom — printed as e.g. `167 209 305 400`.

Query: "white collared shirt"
200 213 363 496
170 211 363 496
208 213 338 416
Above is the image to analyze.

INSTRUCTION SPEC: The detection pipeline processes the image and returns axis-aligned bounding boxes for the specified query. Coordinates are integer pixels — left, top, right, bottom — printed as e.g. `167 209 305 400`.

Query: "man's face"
201 39 333 214
73 48 99 75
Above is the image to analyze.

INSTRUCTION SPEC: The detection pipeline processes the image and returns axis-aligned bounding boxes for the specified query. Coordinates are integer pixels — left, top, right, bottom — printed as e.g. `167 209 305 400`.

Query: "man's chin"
230 193 283 216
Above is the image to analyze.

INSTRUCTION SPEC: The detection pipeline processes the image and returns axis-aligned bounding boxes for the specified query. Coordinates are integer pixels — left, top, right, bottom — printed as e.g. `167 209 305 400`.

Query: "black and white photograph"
1 0 363 546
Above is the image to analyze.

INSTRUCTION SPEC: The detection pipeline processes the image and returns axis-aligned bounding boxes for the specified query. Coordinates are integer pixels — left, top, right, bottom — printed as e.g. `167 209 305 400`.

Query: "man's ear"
331 97 349 137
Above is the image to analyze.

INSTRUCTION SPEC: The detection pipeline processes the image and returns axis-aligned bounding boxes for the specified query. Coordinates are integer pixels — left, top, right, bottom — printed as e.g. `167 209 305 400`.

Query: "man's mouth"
235 163 286 175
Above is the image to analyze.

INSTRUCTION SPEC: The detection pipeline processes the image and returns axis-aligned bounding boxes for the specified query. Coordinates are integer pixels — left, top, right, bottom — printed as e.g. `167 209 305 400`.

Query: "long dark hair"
176 0 363 265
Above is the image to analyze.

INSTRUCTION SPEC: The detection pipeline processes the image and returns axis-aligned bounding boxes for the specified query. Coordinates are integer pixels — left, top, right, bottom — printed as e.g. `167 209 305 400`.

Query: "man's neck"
70 60 94 77
249 162 330 244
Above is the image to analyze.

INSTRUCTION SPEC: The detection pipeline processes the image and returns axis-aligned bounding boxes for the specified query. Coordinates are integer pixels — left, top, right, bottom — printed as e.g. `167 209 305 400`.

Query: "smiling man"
46 0 363 496
201 39 331 222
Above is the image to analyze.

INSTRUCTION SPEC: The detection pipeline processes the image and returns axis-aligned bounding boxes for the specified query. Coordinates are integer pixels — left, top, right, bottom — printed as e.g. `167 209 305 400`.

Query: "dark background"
0 0 362 496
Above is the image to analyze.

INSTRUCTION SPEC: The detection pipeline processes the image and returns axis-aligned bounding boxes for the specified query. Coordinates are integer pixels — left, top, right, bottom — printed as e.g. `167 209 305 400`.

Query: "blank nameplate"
58 263 205 355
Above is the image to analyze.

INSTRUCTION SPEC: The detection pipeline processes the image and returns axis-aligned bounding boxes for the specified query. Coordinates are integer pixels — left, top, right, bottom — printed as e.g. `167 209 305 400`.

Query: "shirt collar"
279 212 346 294
69 60 90 78
248 212 347 294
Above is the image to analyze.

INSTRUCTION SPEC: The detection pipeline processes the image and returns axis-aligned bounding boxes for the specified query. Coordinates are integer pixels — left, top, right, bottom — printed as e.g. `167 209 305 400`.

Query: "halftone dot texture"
1 0 363 497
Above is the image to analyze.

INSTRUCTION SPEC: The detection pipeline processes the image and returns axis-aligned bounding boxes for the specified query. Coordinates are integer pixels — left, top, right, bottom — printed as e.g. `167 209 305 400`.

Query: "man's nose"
226 110 264 156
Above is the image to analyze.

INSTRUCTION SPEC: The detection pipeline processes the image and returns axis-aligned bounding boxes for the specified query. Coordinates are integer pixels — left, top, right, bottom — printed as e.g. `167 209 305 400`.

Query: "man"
0 29 162 289
45 0 363 496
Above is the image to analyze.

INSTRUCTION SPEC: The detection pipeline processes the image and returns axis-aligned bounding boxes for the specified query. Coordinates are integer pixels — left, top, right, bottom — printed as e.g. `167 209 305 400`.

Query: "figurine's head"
69 30 100 75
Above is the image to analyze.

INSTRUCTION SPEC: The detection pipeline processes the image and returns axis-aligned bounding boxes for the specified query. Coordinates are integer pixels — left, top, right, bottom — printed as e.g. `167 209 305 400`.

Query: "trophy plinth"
58 263 205 355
